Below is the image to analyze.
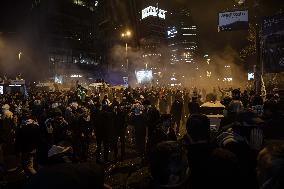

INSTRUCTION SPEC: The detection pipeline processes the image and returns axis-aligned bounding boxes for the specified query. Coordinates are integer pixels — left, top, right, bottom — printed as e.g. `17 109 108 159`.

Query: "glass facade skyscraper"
167 9 198 65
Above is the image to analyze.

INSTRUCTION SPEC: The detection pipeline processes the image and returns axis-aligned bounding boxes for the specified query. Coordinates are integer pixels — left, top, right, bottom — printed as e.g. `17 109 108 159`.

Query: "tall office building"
138 1 168 70
167 9 198 65
30 0 103 81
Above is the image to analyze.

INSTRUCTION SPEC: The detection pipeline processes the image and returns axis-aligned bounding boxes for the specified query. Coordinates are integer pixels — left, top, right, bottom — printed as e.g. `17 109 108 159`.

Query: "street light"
121 30 132 72
126 30 131 37
18 52 22 61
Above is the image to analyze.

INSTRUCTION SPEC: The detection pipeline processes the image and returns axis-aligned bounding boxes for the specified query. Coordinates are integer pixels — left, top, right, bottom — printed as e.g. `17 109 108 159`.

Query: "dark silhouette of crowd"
0 85 284 189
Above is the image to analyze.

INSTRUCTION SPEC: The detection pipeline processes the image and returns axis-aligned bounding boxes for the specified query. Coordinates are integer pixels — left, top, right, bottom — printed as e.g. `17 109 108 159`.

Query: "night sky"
0 0 31 31
0 0 283 53
164 0 284 53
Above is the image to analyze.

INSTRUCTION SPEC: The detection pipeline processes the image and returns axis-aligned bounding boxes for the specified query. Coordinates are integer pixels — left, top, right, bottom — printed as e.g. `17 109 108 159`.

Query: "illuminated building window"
73 0 98 11
183 34 196 36
74 0 85 6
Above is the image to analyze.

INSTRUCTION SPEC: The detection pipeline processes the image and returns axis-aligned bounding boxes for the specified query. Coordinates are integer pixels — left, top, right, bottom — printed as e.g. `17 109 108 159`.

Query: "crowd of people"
0 83 283 189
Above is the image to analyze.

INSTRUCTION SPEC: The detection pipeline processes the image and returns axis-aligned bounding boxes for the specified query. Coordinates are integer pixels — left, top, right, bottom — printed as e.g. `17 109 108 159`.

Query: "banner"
123 77 128 87
218 10 248 31
10 80 26 85
135 70 153 84
262 14 284 73
0 86 3 95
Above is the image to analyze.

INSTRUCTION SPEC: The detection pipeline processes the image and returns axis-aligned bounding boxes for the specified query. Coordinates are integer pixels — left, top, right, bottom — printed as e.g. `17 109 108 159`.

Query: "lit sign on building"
248 73 254 80
142 6 167 20
70 74 83 78
135 70 153 84
74 0 98 6
167 27 177 38
0 86 3 95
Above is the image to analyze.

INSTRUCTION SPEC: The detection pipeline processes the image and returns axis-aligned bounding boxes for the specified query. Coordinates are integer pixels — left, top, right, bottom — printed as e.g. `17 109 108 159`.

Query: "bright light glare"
121 30 132 38
135 70 153 84
223 77 233 82
18 52 22 60
70 74 83 78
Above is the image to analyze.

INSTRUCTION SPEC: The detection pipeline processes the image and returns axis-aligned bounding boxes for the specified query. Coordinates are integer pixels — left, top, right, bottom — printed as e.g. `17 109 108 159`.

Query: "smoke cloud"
109 43 247 91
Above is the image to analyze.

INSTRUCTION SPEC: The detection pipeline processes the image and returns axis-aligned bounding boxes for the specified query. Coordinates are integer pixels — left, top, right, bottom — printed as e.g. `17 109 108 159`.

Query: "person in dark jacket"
144 99 161 145
0 105 16 157
95 106 115 163
148 114 177 154
182 114 216 189
170 97 183 135
23 162 111 189
217 111 264 189
188 96 200 115
15 109 41 176
262 100 284 142
148 141 190 189
102 95 110 110
112 103 127 161
257 142 284 189
130 101 148 158
241 90 249 109
159 96 168 114
52 108 69 145
76 107 92 162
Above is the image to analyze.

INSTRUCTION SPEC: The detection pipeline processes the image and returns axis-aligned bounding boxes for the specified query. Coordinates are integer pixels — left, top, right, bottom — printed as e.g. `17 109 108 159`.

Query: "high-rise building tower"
30 0 103 81
138 1 168 70
167 9 198 65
